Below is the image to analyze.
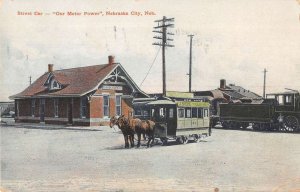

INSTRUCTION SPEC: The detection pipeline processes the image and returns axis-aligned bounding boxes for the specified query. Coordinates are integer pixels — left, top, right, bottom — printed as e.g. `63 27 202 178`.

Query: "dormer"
43 73 62 91
43 64 62 91
50 79 61 90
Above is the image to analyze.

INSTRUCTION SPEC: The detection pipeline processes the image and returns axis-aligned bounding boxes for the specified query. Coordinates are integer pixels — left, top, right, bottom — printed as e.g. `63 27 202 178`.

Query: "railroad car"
133 97 211 145
219 90 300 132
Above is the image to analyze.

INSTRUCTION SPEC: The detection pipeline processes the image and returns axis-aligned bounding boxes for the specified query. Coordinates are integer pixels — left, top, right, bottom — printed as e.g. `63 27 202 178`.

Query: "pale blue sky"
1 0 300 101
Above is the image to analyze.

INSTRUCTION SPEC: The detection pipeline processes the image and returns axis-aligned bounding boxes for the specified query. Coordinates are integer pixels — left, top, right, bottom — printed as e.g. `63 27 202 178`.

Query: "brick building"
9 56 148 126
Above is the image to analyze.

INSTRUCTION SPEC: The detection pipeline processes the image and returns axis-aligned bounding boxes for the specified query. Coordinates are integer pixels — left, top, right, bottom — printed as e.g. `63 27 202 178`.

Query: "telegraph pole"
188 35 194 92
153 16 174 96
263 68 267 98
29 76 32 85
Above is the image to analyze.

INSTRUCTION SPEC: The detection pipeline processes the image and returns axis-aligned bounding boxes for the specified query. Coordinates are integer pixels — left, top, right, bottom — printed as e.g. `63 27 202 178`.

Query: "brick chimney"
220 79 226 89
108 55 115 65
48 64 54 72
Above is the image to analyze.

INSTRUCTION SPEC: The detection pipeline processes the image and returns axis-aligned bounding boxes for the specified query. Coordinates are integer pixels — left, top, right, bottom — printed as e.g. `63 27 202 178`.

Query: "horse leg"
130 134 135 148
124 134 129 148
147 132 155 148
137 132 141 148
143 133 146 141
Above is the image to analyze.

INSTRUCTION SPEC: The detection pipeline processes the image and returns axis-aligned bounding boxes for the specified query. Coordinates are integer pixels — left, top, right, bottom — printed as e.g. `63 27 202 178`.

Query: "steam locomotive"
217 89 300 132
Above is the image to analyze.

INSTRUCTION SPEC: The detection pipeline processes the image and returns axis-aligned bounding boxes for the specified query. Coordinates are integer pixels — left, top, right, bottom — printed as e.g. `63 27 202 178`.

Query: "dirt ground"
1 124 299 192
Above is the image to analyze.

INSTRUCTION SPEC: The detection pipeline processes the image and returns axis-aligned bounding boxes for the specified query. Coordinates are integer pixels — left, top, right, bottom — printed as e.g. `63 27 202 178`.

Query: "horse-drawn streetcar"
133 97 211 145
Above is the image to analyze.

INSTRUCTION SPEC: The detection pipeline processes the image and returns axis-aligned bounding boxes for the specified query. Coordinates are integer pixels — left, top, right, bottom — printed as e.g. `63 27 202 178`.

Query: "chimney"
48 64 53 72
220 79 226 89
108 55 115 65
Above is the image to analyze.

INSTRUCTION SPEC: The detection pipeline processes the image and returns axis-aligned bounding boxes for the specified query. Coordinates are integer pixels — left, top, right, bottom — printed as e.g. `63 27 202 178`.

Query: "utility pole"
263 68 267 98
29 76 32 85
187 35 194 92
153 16 174 96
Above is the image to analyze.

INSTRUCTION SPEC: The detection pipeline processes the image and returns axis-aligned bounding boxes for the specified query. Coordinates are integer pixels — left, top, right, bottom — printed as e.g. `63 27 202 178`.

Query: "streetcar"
133 97 211 145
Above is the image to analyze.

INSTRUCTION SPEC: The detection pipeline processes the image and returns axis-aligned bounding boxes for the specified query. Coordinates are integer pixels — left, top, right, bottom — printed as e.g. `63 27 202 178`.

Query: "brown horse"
134 119 156 148
110 115 135 148
144 120 156 147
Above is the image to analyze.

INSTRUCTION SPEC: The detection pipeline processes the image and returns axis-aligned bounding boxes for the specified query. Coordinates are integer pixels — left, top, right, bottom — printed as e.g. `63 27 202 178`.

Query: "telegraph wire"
140 46 161 87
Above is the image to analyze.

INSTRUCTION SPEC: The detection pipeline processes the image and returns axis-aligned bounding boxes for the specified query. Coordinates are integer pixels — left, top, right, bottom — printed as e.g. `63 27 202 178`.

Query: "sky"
0 0 300 101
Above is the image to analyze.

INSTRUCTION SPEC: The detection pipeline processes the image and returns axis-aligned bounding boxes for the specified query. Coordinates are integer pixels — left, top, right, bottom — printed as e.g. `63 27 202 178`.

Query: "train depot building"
9 56 148 126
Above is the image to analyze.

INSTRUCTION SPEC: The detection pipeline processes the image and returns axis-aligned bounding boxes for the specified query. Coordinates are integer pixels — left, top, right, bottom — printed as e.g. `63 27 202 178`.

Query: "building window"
81 97 87 118
31 99 35 117
285 95 293 105
54 98 58 117
103 95 110 117
115 95 121 116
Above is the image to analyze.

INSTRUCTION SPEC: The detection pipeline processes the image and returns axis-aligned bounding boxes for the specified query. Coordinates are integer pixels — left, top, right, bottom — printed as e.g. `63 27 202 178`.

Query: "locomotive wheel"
252 123 261 131
221 121 229 129
229 121 239 129
283 116 299 132
241 122 249 129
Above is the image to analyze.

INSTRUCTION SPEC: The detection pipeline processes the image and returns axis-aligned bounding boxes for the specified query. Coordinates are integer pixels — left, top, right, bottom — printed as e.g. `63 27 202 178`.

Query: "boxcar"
133 98 211 145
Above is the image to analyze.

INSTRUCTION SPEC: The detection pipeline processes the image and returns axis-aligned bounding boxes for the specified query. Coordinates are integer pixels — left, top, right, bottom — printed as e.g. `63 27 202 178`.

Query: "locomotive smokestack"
220 79 226 89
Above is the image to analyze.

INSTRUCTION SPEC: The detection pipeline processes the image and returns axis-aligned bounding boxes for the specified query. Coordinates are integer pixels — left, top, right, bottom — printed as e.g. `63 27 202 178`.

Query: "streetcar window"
203 109 209 117
192 108 197 118
159 108 165 118
169 108 174 118
178 108 185 118
185 108 191 118
135 108 142 116
143 110 149 117
151 109 155 117
198 108 203 118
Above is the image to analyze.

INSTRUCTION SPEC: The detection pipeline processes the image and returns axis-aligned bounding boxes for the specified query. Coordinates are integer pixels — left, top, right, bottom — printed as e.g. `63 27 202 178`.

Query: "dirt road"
1 125 299 191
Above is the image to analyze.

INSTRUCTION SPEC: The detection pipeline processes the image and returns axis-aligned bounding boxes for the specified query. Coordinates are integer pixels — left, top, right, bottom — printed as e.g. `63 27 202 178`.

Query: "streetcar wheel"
283 116 299 132
193 134 201 143
160 137 168 146
183 136 189 144
176 137 183 144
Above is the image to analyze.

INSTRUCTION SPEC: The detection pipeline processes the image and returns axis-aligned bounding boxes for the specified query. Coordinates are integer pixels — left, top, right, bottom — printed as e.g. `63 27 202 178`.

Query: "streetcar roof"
146 99 210 108
146 100 176 105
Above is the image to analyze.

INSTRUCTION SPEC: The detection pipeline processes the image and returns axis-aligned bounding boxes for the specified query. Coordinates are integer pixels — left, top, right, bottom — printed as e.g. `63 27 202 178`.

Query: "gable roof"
226 84 262 99
10 63 148 99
